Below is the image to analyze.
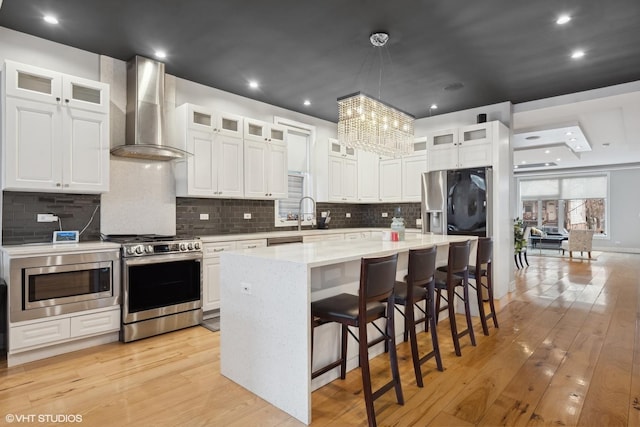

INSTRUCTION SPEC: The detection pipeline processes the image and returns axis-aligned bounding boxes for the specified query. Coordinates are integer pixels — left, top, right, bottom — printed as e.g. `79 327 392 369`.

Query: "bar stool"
435 240 476 357
311 253 403 427
469 237 498 335
392 246 443 388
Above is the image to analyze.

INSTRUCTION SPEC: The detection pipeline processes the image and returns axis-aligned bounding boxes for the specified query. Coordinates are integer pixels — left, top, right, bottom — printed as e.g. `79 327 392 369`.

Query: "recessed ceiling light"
521 160 527 164
571 50 585 59
556 15 571 25
43 15 59 25
576 145 582 149
249 80 259 89
556 158 561 162
430 104 438 109
154 51 167 59
565 131 573 136
303 100 311 106
545 163 550 166
514 165 519 169
544 150 550 154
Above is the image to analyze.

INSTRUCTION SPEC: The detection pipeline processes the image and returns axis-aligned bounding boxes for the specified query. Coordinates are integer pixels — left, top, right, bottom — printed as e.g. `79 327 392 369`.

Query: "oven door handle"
123 252 202 266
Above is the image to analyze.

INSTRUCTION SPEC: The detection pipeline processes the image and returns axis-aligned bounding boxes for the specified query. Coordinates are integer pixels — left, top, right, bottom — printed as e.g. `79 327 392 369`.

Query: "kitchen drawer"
236 239 267 249
70 308 120 338
10 318 71 351
204 242 236 258
344 231 371 240
303 233 345 243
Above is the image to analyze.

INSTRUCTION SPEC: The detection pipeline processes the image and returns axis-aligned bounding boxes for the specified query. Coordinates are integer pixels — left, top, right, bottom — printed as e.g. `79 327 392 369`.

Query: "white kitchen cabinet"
427 122 493 171
328 155 357 202
10 318 71 351
378 158 402 202
175 104 244 198
69 309 120 338
303 233 345 243
327 138 357 203
357 150 379 203
401 137 428 201
2 60 110 193
9 306 119 352
202 241 236 312
243 118 288 200
344 231 371 240
328 138 357 160
236 239 267 249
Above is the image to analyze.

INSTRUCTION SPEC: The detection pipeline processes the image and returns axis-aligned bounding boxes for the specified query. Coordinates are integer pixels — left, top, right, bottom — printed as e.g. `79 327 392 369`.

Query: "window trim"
272 117 316 228
516 171 610 239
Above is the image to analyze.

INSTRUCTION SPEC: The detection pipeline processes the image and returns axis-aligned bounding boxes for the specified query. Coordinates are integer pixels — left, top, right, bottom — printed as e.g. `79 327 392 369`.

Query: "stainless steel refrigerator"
421 167 492 237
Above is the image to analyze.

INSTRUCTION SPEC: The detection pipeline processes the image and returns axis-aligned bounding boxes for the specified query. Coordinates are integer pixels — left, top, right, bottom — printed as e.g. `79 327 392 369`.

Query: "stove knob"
135 245 144 255
188 242 194 250
146 245 154 254
126 246 135 255
194 242 201 250
180 243 187 251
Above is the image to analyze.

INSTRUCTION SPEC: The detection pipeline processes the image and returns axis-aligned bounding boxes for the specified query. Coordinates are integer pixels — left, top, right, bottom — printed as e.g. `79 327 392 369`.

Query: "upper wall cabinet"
401 137 428 202
2 61 110 193
243 118 288 199
329 139 357 160
174 104 244 198
427 122 494 171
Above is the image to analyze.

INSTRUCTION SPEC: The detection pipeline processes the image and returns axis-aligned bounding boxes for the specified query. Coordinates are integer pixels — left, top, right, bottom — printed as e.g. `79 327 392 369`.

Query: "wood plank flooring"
1 252 639 426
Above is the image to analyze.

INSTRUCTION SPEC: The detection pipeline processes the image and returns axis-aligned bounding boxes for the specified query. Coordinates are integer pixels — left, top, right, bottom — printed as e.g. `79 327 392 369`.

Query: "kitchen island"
219 233 475 424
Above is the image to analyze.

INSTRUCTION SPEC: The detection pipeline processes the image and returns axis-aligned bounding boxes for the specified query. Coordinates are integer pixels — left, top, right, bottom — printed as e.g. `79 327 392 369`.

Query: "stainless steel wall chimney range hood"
111 56 189 161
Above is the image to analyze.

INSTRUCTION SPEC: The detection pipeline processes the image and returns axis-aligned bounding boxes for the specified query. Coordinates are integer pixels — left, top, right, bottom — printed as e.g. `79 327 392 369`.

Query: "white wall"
414 101 512 136
0 27 97 79
604 167 640 252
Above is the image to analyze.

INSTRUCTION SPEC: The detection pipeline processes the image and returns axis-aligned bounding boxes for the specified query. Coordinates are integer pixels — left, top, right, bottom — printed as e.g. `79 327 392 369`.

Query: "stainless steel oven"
9 251 120 322
110 236 202 342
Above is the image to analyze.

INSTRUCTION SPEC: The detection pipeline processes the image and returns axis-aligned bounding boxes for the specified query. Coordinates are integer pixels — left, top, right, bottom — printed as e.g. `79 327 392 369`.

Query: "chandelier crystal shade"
337 92 415 157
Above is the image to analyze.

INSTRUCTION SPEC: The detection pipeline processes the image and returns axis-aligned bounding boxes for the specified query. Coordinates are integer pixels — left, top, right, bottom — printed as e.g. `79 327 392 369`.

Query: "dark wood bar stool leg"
393 246 443 387
435 240 475 357
310 253 403 427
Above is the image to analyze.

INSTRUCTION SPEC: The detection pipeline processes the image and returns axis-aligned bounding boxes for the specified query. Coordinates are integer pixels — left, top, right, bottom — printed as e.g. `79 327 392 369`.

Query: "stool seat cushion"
393 281 427 305
467 265 487 279
312 293 386 323
434 270 462 289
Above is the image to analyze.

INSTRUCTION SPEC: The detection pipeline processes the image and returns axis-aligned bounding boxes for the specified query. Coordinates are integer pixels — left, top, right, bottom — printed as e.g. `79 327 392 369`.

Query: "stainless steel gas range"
104 235 203 342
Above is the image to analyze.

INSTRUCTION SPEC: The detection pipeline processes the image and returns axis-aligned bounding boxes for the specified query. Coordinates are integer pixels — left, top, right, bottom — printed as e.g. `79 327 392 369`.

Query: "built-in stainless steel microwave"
9 251 120 322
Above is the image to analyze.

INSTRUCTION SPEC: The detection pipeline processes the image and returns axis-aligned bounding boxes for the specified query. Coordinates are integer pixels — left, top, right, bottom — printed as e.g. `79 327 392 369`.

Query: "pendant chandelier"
337 32 415 157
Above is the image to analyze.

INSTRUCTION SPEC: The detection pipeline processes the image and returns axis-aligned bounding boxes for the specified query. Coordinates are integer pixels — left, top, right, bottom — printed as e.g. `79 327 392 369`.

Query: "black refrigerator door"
446 168 487 236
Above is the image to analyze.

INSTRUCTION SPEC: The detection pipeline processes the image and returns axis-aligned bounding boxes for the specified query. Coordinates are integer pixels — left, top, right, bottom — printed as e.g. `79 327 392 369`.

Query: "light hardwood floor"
1 252 639 426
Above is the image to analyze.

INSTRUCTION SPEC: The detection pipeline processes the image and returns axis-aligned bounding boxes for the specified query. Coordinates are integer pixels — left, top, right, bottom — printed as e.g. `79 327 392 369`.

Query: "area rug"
528 249 601 261
201 317 220 332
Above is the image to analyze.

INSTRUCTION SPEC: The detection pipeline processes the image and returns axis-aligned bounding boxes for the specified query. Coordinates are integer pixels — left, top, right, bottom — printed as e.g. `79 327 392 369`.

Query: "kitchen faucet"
298 196 316 231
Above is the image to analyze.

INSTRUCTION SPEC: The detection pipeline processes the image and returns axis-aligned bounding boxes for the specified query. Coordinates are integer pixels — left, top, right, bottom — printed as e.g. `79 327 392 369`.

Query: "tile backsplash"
2 191 101 245
2 192 421 245
176 198 421 236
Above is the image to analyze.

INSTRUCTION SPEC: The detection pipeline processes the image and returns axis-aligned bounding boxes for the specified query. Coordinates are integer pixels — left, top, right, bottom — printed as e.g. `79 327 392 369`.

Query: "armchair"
561 230 595 258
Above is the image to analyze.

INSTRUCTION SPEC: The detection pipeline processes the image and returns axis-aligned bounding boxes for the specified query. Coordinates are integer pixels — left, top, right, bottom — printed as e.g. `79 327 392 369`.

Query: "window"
518 173 608 236
273 118 316 227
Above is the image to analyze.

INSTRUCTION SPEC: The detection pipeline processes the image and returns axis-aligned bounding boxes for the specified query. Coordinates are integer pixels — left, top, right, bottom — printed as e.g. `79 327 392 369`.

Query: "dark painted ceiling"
1 0 639 123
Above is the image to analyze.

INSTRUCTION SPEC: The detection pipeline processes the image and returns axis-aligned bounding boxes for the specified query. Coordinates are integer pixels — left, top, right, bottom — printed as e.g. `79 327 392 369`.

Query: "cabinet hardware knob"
56 183 61 187
65 99 70 103
56 97 61 102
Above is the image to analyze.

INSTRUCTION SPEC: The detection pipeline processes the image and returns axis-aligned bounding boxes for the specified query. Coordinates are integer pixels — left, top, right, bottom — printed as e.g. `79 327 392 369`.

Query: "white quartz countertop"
1 241 121 257
221 233 474 268
198 227 422 243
